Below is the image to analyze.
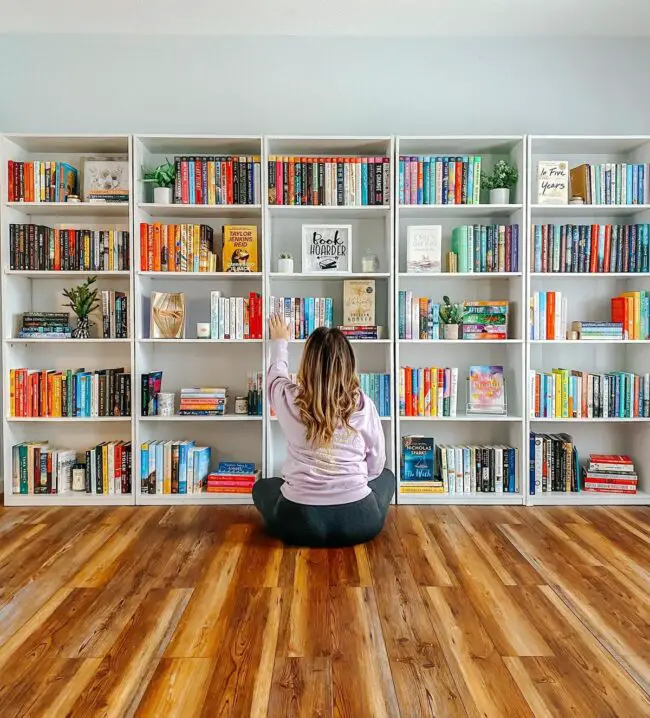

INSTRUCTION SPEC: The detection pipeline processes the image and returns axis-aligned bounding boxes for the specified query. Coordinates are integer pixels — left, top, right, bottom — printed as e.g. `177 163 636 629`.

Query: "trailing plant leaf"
143 159 176 188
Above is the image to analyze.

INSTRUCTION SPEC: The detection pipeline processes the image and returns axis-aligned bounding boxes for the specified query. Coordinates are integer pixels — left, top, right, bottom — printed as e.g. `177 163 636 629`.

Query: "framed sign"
301 224 352 274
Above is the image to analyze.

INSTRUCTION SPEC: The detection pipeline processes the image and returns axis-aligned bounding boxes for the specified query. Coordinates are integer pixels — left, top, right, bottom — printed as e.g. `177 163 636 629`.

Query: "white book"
224 298 230 339
90 448 96 495
587 376 593 418
450 368 458 418
210 291 220 338
494 446 504 493
554 291 563 340
406 225 442 273
187 447 195 495
344 161 351 206
438 445 448 493
446 446 455 494
411 302 418 341
219 297 227 339
561 297 568 340
454 447 463 493
533 293 539 340
529 370 536 417
254 161 261 204
163 441 172 494
463 447 471 493
107 443 115 495
469 447 477 493
325 161 332 205
437 375 444 417
236 297 244 340
230 299 237 340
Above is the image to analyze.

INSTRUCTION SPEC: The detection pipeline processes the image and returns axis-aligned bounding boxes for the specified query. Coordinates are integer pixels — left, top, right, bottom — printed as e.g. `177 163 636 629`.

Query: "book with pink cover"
468 365 505 414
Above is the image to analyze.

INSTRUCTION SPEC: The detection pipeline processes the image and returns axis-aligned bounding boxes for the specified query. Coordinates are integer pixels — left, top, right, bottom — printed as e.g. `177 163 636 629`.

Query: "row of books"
12 441 133 495
570 163 649 205
529 433 579 493
451 224 520 273
179 387 226 416
246 372 264 416
207 463 259 494
268 296 334 339
140 441 211 494
9 225 130 272
570 322 625 341
531 224 649 274
399 367 459 417
529 369 650 418
172 156 261 205
210 292 263 340
530 292 568 340
139 223 258 273
7 160 78 203
10 367 131 418
101 291 129 339
267 156 390 206
398 156 482 205
359 374 391 418
398 294 440 340
18 311 71 339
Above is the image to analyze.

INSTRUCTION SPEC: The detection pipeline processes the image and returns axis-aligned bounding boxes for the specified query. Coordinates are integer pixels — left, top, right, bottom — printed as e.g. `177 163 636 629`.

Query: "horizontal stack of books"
462 301 509 340
531 224 649 273
529 433 579 493
268 156 390 206
18 311 71 339
570 321 624 341
450 224 519 272
7 160 78 202
210 292 263 340
570 162 649 205
529 369 650 418
268 297 334 339
398 293 440 340
530 292 568 340
11 441 132 495
10 225 130 272
101 291 128 339
583 454 638 494
247 372 263 416
399 366 458 417
140 442 211 494
10 367 131 417
611 292 650 339
337 325 383 340
207 462 259 494
179 387 226 416
398 156 482 205
359 373 391 417
173 156 261 205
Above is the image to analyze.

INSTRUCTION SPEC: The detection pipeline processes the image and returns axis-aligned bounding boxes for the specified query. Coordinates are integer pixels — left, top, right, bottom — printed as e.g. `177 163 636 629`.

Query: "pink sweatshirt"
268 339 386 506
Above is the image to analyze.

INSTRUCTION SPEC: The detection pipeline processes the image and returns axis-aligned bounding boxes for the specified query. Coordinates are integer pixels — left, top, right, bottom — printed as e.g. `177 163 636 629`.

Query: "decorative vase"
489 188 509 205
443 323 460 340
278 257 294 274
154 186 173 204
72 317 90 339
362 250 380 273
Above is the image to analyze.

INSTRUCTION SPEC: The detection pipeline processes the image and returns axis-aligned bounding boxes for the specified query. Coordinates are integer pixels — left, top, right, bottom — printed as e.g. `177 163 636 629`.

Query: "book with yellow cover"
221 225 258 272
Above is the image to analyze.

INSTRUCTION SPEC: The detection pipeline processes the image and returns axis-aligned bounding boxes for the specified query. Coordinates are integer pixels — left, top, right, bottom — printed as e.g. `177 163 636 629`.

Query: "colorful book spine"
398 156 483 205
174 156 260 205
399 366 458 417
268 296 334 339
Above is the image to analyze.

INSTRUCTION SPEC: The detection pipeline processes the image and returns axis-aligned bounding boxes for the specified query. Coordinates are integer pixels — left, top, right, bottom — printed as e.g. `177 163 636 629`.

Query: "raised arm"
267 314 292 412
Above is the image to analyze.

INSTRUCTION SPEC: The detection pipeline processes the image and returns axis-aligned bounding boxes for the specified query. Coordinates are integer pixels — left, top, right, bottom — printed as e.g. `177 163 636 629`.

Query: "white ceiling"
0 0 648 36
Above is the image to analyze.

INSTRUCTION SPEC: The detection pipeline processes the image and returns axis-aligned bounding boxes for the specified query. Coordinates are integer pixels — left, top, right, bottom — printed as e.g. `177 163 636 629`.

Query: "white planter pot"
154 186 173 204
443 324 460 340
277 258 294 273
489 188 509 205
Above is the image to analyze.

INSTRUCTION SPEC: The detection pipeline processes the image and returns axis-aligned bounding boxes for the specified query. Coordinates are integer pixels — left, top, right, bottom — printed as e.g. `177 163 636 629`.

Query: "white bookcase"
527 136 650 506
395 137 527 505
1 134 134 506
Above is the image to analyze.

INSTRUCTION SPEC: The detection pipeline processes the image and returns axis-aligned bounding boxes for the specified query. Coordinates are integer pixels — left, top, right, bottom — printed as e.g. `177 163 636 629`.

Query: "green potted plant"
143 159 176 204
278 252 294 274
63 276 100 339
481 160 518 205
439 295 465 340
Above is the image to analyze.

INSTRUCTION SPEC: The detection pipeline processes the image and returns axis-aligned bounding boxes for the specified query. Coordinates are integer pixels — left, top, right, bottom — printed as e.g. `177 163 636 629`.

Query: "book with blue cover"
401 436 435 481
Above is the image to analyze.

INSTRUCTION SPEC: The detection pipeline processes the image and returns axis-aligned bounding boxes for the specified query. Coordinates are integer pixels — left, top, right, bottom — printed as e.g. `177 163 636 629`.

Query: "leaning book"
467 366 506 414
401 436 435 481
406 225 442 273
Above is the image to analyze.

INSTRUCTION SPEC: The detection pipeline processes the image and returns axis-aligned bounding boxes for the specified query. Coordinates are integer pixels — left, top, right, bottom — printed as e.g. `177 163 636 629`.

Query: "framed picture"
301 224 352 274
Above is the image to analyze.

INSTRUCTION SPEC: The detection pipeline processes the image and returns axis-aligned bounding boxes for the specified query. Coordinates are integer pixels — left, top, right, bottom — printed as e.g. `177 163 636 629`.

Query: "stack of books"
570 321 624 341
462 301 509 340
268 297 334 339
359 373 391 417
207 462 259 494
583 454 638 494
7 160 78 202
399 366 458 417
531 223 649 274
529 369 650 418
210 292 263 340
140 442 211 494
267 156 390 206
179 387 227 416
18 311 71 339
173 155 261 205
101 291 128 339
10 225 130 272
10 367 131 417
529 433 579 493
611 292 650 339
398 293 440 340
569 162 649 205
398 156 482 205
450 224 519 272
247 372 263 416
530 292 568 340
437 444 519 494
337 325 383 340
11 441 132 495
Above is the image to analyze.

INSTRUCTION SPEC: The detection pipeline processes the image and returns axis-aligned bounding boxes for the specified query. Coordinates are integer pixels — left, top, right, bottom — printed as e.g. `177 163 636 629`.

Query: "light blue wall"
0 34 649 135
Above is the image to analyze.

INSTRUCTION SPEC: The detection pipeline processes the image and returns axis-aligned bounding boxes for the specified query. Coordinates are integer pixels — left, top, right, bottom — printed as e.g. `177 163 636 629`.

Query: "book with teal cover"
451 226 469 272
401 436 435 481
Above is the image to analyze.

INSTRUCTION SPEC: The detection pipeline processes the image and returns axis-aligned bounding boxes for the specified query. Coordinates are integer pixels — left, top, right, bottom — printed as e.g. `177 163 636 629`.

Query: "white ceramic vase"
154 186 173 204
278 258 294 273
489 188 509 205
443 324 460 340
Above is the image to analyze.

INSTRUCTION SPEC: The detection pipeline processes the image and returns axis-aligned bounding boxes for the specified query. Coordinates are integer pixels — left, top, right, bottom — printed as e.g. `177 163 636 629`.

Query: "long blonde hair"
295 327 360 447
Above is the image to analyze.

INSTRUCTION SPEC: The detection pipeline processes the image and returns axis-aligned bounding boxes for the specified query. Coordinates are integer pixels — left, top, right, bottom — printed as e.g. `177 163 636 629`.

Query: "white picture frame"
301 224 353 274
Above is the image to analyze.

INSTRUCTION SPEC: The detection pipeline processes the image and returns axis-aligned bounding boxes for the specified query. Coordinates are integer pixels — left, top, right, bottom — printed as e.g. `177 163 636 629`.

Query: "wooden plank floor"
0 504 648 717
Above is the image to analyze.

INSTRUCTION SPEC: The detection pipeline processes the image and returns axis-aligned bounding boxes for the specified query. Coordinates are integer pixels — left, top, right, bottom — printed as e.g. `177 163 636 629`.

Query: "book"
343 280 375 326
570 164 591 203
468 366 506 414
221 225 258 272
406 225 442 273
537 161 569 204
401 436 434 481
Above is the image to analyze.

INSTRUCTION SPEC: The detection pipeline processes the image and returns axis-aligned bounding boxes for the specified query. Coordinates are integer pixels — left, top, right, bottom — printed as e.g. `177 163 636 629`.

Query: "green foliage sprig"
62 276 100 320
143 159 176 188
439 295 466 325
481 160 518 191
279 252 293 259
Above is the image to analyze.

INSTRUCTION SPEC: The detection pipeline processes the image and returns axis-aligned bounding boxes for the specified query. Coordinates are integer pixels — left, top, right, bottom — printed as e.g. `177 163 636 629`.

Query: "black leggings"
252 469 395 547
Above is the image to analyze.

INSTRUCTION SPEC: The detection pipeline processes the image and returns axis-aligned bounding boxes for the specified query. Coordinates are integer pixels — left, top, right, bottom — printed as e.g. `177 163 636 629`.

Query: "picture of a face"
232 248 250 264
